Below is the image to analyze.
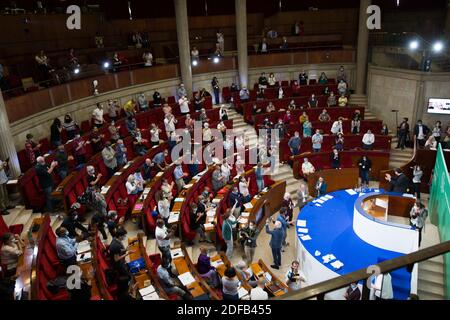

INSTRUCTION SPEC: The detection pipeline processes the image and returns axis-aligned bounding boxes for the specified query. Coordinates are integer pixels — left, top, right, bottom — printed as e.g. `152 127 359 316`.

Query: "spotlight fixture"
213 57 220 64
192 59 198 66
73 68 80 74
433 41 443 53
103 61 110 69
409 40 419 50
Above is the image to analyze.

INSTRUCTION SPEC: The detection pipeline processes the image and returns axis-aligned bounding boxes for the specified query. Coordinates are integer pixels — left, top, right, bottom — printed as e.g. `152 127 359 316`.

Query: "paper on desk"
238 217 248 224
156 171 163 177
211 260 224 268
262 187 269 193
300 235 311 241
168 212 180 224
183 184 193 189
402 193 415 198
374 189 380 193
314 250 321 257
322 254 336 263
297 228 308 234
76 251 92 262
6 179 18 185
212 198 221 204
238 287 249 299
345 189 357 195
114 172 121 176
297 220 307 227
330 260 344 270
139 285 156 297
178 272 196 286
358 193 365 197
204 223 214 229
142 292 161 300
123 163 130 169
243 202 253 209
240 211 250 218
171 248 184 259
316 199 325 204
174 198 184 202
206 210 216 217
323 195 333 200
77 240 91 254
315 204 322 207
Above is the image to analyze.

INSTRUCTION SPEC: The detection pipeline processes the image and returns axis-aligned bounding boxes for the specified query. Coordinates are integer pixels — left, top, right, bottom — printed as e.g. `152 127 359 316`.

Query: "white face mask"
350 284 357 290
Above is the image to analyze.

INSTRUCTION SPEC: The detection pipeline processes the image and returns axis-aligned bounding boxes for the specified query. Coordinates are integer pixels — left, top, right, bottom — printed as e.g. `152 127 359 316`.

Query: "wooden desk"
251 259 291 297
171 244 220 300
307 167 359 196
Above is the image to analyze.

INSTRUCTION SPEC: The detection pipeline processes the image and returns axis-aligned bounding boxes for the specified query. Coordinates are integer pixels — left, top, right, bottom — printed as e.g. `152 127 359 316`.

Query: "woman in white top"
236 156 245 175
158 195 171 223
239 176 251 202
164 114 177 136
268 73 277 87
278 87 284 99
150 123 161 146
221 160 232 183
1 233 24 275
142 52 153 66
331 118 344 135
178 96 190 115
301 158 316 179
126 174 140 195
431 121 442 143
203 123 213 143
424 135 437 149
161 178 174 199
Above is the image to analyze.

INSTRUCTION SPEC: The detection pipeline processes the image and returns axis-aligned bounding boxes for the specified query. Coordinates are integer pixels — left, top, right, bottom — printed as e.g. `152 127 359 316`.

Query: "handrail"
275 240 450 300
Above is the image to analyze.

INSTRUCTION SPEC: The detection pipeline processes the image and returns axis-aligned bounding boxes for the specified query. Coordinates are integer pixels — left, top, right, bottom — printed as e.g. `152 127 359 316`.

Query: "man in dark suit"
413 120 430 148
385 168 412 193
396 118 410 150
315 177 327 197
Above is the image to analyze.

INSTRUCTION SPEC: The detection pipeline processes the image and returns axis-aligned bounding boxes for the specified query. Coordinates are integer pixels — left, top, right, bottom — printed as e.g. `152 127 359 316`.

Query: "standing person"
173 162 187 192
61 210 88 239
240 220 259 264
35 157 58 213
303 119 312 138
153 90 162 108
372 273 394 300
109 227 133 280
229 186 244 218
385 168 412 193
54 144 73 180
73 133 88 165
107 100 120 122
362 130 375 150
101 141 117 178
432 121 442 143
177 83 187 100
311 129 323 153
396 118 410 150
327 92 337 107
212 165 225 192
285 261 306 290
0 159 14 215
297 183 310 209
63 114 78 140
212 77 220 105
108 121 120 143
358 156 372 187
239 176 251 203
255 162 265 192
331 117 344 135
265 219 283 270
414 120 430 148
410 201 428 246
222 267 240 301
315 177 327 197
50 118 62 147
24 134 41 166
178 95 190 115
331 148 341 169
55 226 78 268
155 219 176 264
222 206 238 260
344 282 361 300
412 165 423 200
288 131 301 156
282 193 295 225
92 103 105 128
115 139 127 168
89 126 105 154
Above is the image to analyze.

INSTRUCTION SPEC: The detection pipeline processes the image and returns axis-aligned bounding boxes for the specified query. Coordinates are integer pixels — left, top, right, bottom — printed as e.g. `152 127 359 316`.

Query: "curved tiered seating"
291 150 391 181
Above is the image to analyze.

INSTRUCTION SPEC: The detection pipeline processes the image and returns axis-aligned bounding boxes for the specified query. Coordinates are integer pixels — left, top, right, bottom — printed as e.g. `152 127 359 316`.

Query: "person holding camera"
240 220 259 264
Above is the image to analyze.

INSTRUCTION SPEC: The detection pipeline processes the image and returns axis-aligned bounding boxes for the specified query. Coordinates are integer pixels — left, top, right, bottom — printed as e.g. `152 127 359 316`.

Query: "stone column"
174 0 193 97
235 0 249 88
356 0 371 95
0 92 21 177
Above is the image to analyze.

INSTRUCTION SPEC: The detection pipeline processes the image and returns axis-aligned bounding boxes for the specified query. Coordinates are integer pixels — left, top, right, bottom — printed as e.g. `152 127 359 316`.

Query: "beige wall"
10 63 355 149
368 65 450 131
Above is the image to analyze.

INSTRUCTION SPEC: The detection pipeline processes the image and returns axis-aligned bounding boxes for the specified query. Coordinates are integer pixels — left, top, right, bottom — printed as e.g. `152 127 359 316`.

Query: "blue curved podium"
296 189 419 300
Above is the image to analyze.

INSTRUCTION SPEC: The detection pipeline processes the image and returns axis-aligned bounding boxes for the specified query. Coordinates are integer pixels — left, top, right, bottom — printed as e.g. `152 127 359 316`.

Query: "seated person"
132 129 148 156
152 149 169 171
335 133 344 151
362 130 375 150
256 88 265 101
301 158 315 179
331 118 344 135
1 233 24 276
235 260 258 288
318 72 328 84
266 102 275 113
251 278 269 300
287 100 297 110
239 87 250 102
291 80 300 96
252 103 262 114
299 112 309 124
55 226 78 268
258 72 268 88
299 71 308 85
157 257 189 299
61 209 88 239
318 109 331 122
308 94 318 108
196 247 220 288
327 91 337 107
338 94 348 107
125 174 142 195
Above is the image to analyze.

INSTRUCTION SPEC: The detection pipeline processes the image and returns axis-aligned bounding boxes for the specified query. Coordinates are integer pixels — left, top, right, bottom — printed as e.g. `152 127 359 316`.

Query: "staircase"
418 257 446 300
2 205 63 237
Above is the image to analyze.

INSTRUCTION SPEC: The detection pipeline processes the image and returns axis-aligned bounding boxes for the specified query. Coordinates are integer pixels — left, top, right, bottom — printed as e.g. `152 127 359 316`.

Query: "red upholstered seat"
0 215 23 238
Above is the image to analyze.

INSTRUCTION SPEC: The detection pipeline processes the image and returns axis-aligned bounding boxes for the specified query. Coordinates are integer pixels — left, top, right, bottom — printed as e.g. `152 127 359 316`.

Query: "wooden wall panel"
192 57 235 75
292 52 308 65
68 79 93 101
50 84 70 107
308 50 355 64
249 53 292 68
116 71 132 89
133 64 178 84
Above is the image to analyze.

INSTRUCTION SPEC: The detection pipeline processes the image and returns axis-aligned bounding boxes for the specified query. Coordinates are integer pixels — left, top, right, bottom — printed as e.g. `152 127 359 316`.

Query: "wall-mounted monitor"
427 98 450 115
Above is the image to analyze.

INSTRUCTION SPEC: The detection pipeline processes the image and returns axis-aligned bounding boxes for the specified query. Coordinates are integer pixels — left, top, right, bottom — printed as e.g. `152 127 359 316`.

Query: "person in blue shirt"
115 139 128 168
55 226 78 268
173 162 186 192
255 162 265 192
277 208 292 248
288 131 301 155
265 219 284 269
125 115 137 135
152 149 168 171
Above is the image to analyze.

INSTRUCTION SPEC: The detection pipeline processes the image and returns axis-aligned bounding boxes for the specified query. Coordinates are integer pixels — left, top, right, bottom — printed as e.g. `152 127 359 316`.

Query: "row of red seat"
33 215 69 300
247 103 360 125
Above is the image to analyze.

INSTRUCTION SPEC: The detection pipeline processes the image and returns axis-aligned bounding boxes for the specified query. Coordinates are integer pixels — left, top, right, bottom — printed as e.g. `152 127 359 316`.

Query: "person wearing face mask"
344 282 361 300
102 141 117 178
288 131 301 156
55 226 78 268
61 209 88 239
240 220 259 264
109 227 134 280
155 219 177 264
1 233 25 276
285 260 306 290
410 201 428 246
73 133 88 166
55 143 74 180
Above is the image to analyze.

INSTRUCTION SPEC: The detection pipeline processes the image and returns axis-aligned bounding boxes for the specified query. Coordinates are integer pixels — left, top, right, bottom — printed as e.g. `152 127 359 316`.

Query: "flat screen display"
427 98 450 114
